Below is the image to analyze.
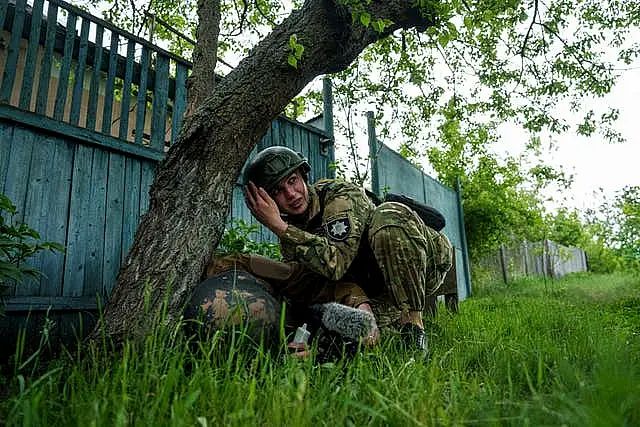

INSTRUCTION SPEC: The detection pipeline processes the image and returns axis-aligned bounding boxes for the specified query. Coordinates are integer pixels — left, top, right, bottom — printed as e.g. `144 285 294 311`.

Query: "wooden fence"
0 0 334 318
0 0 189 148
480 240 588 283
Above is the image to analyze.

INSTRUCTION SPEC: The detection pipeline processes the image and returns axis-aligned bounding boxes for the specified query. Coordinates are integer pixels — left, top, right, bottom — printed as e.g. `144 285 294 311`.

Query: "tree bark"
186 0 221 116
92 0 437 343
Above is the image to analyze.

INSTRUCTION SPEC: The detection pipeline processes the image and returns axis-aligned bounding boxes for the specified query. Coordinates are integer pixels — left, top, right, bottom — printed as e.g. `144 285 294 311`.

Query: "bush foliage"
0 194 64 292
216 219 281 260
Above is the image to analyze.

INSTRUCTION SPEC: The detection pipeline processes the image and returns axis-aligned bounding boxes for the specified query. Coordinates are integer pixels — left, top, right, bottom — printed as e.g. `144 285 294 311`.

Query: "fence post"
366 111 380 196
322 77 335 178
455 177 472 296
499 244 508 284
543 239 550 279
547 240 557 279
523 240 529 276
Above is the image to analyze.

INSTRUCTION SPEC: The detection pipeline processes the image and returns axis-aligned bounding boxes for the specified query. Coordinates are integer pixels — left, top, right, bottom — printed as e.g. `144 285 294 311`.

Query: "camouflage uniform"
279 179 453 329
204 253 371 336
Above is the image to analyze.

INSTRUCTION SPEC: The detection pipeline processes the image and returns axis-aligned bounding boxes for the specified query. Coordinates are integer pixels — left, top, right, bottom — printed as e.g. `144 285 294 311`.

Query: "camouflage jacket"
279 179 384 291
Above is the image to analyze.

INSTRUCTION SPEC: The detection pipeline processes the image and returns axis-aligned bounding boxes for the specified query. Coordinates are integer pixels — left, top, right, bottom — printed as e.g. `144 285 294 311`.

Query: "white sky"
495 68 640 212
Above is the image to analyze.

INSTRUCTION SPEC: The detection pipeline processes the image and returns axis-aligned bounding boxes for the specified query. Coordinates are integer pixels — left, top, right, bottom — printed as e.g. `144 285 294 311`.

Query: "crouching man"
241 146 453 356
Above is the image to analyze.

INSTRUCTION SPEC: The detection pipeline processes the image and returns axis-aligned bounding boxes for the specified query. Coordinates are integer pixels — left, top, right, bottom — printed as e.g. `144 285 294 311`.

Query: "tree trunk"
92 0 437 343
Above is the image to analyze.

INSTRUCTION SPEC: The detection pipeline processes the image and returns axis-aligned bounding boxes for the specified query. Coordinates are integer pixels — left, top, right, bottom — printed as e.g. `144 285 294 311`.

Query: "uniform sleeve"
279 186 372 281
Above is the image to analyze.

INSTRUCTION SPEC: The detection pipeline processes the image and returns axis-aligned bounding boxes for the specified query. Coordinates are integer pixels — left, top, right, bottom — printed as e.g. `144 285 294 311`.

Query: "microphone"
309 302 376 341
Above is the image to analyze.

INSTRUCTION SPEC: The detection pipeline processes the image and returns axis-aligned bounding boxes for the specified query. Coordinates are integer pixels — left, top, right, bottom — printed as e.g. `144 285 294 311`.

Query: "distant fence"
480 240 588 283
366 112 472 301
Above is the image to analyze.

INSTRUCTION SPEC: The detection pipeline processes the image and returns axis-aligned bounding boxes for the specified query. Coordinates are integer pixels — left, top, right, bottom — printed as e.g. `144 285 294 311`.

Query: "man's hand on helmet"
244 181 289 236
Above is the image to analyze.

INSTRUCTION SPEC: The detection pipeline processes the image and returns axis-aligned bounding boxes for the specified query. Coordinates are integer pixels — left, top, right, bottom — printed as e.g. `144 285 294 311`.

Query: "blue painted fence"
0 0 334 314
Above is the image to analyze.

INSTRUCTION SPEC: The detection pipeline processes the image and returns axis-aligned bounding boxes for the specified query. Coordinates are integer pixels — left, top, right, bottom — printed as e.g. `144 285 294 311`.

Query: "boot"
400 323 429 359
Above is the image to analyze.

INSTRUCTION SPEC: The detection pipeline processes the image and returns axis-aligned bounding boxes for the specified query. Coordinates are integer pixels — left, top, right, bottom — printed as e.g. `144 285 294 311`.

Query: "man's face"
270 171 309 216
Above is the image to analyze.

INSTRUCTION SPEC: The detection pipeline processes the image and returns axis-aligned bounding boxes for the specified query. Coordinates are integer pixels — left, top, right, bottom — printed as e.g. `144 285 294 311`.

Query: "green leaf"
295 44 304 59
287 55 298 68
18 264 43 279
288 34 298 50
360 12 371 28
0 264 25 283
438 32 450 48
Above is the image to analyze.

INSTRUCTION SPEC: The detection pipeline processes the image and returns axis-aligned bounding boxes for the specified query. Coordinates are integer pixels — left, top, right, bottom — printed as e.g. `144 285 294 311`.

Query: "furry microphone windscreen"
310 303 375 341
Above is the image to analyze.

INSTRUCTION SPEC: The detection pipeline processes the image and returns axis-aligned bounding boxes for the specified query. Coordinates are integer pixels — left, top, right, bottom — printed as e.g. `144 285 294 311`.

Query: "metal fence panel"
372 142 471 300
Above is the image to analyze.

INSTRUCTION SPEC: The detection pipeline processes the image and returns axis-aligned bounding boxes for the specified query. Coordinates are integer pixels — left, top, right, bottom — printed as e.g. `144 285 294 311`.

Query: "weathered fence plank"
134 46 150 146
121 157 141 263
53 11 77 121
140 161 155 215
4 126 33 224
150 54 170 151
0 123 13 190
101 33 119 135
35 1 58 115
118 40 136 140
0 0 25 103
39 137 73 296
18 0 44 110
21 134 57 296
83 149 109 299
171 63 188 144
11 131 40 296
0 0 8 48
86 24 104 131
103 153 126 296
63 144 93 297
70 18 91 126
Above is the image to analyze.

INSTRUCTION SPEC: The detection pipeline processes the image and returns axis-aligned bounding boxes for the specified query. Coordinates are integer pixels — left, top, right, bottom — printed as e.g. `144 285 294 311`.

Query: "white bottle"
293 323 310 344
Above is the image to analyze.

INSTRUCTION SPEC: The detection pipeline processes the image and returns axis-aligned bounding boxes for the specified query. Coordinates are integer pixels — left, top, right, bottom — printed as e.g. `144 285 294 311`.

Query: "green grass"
1 272 639 426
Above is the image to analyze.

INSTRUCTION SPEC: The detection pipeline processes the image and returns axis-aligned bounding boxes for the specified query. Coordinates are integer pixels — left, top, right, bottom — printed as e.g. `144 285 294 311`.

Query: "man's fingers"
243 186 255 208
255 185 274 205
244 181 262 206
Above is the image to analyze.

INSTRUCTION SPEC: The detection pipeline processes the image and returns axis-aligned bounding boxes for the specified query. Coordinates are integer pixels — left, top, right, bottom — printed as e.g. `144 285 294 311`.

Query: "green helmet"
244 146 311 191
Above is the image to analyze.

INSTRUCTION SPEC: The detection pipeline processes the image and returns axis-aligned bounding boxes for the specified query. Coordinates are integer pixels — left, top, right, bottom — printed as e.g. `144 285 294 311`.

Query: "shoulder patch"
325 216 351 241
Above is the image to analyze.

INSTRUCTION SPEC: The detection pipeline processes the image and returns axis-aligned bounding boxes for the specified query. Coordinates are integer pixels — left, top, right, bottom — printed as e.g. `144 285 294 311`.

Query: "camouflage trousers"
367 202 453 328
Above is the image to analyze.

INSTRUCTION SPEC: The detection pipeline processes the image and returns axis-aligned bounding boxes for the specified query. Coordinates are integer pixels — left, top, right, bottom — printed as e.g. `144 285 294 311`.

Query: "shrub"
0 194 64 292
216 219 281 260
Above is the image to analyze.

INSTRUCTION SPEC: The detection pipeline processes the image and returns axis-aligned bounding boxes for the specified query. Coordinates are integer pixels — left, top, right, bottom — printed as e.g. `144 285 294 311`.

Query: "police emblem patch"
325 217 351 241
